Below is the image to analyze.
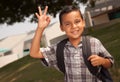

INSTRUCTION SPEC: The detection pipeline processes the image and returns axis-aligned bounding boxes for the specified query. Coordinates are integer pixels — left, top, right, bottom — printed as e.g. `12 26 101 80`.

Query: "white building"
0 22 66 68
41 22 66 47
0 31 35 68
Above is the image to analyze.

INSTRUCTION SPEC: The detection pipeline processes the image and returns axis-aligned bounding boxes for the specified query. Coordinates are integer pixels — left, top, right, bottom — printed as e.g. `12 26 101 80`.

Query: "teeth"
72 30 78 34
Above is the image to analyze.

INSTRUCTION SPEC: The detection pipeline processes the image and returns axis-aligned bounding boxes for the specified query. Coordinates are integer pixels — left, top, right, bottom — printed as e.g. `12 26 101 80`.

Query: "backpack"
56 36 113 82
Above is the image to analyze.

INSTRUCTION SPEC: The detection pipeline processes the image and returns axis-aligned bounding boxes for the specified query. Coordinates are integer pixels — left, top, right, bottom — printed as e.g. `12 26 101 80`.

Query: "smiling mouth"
71 30 79 35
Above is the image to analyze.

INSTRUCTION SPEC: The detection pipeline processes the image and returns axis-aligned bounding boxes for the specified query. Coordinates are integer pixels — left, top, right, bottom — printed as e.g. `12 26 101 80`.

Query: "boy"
30 5 114 82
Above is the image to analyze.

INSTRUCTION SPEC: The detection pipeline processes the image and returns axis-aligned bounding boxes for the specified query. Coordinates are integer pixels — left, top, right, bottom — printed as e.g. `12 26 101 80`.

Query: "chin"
70 35 81 40
67 33 82 39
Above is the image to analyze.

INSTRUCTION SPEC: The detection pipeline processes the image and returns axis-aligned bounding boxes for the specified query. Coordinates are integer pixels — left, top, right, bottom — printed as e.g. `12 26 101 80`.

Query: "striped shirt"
40 36 114 82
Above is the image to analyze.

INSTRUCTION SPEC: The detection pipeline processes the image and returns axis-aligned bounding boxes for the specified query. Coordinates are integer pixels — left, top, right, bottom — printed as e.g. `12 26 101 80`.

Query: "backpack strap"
56 38 68 74
82 36 99 75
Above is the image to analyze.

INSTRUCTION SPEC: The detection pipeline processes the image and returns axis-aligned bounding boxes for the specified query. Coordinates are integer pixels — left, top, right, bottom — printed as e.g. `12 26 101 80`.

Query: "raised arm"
30 6 51 58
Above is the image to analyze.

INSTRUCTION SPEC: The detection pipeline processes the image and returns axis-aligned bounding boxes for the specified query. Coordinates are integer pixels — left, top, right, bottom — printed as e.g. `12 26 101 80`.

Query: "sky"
0 4 86 40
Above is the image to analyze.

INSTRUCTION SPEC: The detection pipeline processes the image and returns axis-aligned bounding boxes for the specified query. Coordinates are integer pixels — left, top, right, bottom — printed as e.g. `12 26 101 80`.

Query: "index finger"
44 6 48 15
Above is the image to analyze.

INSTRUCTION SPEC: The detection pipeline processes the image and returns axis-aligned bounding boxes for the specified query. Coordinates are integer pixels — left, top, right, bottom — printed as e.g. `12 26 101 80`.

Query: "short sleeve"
40 44 58 68
90 37 114 66
98 39 114 66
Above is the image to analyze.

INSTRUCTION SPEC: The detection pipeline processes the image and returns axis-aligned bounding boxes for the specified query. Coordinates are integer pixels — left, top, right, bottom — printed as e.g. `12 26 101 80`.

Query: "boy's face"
60 11 85 40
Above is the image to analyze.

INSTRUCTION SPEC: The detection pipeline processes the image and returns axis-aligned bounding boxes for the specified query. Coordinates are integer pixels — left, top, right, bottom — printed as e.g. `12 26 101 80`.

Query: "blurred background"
0 0 120 82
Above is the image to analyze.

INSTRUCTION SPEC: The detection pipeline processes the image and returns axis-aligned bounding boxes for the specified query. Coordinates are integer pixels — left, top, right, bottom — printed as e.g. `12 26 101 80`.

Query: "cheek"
60 25 65 31
78 22 85 29
61 25 70 31
63 28 70 34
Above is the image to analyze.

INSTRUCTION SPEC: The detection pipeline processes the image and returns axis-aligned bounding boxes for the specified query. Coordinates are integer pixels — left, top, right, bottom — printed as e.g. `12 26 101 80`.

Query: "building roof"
85 0 120 17
0 34 27 49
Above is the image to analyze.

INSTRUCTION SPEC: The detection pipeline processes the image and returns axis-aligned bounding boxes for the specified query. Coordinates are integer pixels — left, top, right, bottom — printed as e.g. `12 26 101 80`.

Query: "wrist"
36 26 45 31
101 58 110 67
101 58 106 66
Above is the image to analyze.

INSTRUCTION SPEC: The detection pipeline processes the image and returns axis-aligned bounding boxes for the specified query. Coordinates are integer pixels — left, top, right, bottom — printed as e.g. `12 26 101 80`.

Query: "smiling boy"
30 5 114 82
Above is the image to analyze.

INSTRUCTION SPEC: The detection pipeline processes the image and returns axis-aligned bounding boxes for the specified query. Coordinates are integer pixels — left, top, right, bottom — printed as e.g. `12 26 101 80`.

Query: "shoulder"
83 35 99 40
84 35 101 45
89 36 100 41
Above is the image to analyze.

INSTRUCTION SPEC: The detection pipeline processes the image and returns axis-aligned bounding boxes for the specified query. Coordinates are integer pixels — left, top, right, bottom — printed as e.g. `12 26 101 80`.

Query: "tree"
0 0 95 25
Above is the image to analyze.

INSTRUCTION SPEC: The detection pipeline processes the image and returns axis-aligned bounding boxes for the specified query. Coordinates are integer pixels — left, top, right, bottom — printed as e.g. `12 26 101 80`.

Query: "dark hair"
59 5 83 25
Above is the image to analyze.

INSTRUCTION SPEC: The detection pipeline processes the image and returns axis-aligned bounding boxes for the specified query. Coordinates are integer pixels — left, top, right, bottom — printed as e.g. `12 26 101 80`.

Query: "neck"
69 37 81 48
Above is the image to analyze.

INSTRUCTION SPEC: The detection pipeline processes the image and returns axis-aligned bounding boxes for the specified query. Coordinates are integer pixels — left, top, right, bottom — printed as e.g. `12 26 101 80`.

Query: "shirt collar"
65 37 82 48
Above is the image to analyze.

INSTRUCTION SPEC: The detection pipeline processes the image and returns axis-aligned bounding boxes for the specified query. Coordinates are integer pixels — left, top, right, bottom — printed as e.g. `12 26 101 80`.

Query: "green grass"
0 22 120 82
0 56 64 82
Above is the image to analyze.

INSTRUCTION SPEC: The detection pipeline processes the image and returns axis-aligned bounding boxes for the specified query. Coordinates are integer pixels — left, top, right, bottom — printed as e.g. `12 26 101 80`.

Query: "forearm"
30 27 44 58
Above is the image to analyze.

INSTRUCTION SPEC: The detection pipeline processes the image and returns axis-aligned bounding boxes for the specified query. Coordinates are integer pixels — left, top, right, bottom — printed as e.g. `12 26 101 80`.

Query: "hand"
88 55 105 67
35 6 51 30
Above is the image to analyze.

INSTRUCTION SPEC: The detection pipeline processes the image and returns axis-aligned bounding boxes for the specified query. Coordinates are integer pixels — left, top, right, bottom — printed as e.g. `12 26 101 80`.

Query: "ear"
60 24 64 32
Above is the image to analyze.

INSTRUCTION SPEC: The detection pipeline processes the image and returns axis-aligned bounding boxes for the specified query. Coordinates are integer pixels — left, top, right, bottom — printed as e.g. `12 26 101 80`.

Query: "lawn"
0 56 64 82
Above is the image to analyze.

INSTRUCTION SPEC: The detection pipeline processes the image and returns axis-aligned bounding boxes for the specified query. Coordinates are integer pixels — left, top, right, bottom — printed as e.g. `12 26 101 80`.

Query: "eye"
65 23 70 26
75 19 80 24
64 22 71 27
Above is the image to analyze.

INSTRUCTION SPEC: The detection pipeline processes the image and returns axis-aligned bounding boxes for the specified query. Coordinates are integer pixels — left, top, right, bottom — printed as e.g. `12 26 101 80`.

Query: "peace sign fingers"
37 6 48 16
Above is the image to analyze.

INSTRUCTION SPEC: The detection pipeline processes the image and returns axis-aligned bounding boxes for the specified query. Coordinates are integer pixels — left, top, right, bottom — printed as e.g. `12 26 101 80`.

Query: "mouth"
71 30 79 35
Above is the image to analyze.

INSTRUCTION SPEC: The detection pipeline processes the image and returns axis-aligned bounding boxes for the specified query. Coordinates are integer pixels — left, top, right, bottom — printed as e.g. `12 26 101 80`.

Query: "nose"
72 23 77 29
